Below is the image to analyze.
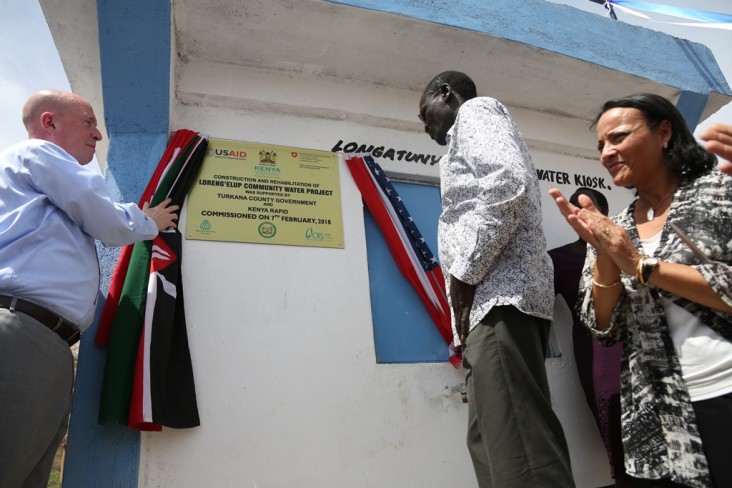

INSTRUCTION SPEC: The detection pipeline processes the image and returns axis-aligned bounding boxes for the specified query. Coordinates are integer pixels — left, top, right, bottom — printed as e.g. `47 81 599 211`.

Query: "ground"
47 447 62 487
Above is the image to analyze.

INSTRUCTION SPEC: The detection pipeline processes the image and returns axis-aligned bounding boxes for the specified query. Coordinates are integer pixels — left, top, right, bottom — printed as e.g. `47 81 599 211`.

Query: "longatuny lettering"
331 140 440 166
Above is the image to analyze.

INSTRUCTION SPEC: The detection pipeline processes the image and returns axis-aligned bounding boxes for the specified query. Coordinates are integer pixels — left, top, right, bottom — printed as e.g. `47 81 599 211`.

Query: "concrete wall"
64 35 634 488
123 55 632 487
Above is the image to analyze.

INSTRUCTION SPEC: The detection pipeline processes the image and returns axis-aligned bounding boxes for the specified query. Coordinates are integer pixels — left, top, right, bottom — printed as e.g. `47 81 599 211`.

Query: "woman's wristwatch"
636 256 659 285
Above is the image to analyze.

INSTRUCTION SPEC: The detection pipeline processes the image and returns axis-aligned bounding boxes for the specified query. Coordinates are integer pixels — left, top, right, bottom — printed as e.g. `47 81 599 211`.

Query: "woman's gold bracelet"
591 263 621 288
592 277 621 288
636 256 645 284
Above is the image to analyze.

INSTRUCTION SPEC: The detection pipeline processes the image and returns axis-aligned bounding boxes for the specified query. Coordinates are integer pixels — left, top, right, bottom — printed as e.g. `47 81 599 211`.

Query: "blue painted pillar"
676 90 708 131
63 1 171 486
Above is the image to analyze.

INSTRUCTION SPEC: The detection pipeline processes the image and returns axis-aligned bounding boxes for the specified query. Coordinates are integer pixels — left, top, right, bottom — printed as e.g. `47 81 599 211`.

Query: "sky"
0 1 70 150
0 0 730 152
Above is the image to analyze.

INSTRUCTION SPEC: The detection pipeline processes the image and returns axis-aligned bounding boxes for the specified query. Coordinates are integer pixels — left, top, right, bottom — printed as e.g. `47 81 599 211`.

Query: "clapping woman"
549 93 732 488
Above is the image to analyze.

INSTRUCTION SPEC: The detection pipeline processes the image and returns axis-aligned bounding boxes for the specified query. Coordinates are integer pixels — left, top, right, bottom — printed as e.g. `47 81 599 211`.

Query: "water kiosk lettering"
186 139 344 248
331 139 611 191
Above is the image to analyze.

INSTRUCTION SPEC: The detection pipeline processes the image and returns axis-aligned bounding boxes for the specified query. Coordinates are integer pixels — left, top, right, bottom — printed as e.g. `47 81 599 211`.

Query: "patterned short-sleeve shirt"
438 97 554 346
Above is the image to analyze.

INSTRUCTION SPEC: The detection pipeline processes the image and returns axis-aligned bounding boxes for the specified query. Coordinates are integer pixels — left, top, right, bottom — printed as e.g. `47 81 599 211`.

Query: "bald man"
0 90 178 487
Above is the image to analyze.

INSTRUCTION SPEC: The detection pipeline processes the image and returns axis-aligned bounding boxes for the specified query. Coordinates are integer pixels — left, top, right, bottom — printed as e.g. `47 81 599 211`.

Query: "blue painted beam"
326 0 731 97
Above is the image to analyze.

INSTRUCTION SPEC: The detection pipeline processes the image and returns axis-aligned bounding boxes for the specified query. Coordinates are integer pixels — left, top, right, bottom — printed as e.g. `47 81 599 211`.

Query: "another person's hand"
699 123 732 176
449 275 477 351
143 198 180 231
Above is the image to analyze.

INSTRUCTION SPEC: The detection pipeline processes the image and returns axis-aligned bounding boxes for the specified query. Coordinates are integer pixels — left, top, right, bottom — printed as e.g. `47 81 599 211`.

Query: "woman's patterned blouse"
579 170 732 487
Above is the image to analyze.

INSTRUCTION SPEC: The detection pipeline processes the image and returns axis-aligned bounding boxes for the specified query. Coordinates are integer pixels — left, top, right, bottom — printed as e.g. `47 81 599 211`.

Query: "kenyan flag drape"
97 130 207 431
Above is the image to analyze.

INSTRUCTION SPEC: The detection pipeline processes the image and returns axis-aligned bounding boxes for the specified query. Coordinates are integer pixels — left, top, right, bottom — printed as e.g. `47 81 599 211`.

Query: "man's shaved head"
21 89 102 164
23 90 82 136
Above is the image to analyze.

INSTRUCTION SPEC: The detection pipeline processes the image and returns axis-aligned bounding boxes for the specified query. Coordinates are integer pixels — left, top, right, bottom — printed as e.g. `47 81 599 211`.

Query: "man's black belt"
0 295 80 346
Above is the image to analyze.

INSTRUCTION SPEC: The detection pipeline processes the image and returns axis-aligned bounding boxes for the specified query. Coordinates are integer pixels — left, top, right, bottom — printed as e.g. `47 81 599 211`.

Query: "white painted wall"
138 59 634 487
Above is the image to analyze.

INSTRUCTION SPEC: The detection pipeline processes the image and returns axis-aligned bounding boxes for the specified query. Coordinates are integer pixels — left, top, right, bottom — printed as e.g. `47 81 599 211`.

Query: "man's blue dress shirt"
0 139 158 331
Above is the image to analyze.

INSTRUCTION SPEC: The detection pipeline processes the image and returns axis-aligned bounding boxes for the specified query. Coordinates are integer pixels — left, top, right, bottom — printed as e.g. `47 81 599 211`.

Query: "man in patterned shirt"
418 71 574 487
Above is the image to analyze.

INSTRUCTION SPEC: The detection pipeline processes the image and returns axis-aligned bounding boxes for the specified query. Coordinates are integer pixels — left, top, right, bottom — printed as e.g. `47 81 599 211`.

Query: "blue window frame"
363 181 449 363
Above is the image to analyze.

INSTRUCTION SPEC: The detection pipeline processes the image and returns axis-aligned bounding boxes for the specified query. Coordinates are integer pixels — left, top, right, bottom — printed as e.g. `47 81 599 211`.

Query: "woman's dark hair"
591 93 716 179
423 71 477 100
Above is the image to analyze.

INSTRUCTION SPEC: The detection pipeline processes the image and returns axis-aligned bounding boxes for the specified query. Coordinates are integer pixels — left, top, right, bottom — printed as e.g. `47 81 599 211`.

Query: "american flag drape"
97 129 206 430
345 155 460 368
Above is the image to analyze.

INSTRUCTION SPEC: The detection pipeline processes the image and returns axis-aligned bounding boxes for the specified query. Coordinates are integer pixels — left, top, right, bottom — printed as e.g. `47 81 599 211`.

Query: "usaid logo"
206 147 247 159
